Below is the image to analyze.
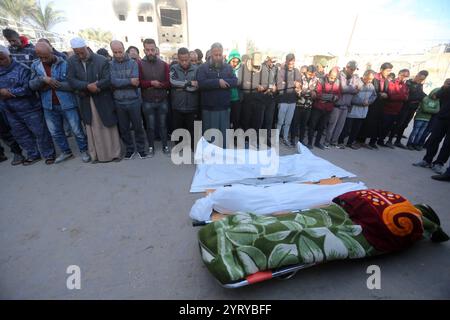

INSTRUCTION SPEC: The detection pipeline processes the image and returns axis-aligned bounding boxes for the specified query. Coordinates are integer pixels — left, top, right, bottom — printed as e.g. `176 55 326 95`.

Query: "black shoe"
406 145 415 151
163 145 170 154
414 145 423 151
361 143 373 150
431 174 450 182
306 144 314 150
314 143 325 150
395 142 407 149
377 141 388 147
369 143 378 150
138 151 149 159
385 141 395 149
124 151 135 160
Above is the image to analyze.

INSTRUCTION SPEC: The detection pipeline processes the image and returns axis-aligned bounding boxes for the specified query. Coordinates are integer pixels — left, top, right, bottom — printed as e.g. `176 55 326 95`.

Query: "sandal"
45 158 55 165
23 157 42 166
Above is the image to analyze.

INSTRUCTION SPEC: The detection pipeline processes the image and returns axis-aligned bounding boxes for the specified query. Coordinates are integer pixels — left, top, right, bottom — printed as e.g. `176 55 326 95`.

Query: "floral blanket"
198 189 448 284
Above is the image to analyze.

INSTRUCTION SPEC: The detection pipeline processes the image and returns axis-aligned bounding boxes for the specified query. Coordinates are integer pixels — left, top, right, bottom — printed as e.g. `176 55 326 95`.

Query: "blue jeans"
4 107 55 159
276 103 296 141
407 120 429 146
44 105 88 154
142 100 168 148
418 116 436 146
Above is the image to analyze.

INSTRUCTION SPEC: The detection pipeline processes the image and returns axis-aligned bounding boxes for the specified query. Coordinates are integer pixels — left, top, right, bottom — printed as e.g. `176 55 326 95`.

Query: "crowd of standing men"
0 27 449 181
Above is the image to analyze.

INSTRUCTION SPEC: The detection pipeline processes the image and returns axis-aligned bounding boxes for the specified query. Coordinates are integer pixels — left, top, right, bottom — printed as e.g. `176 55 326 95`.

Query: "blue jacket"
110 55 141 104
0 59 41 113
29 56 79 110
197 61 237 111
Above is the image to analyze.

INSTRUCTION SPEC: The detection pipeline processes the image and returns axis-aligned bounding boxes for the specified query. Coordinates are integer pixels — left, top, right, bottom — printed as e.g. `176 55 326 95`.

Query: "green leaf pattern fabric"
198 204 377 284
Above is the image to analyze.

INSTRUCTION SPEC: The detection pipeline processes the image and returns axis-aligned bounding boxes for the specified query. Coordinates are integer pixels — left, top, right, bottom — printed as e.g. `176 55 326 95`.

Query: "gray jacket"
169 63 199 112
348 78 377 119
336 70 360 107
110 55 141 104
260 62 278 90
67 53 117 127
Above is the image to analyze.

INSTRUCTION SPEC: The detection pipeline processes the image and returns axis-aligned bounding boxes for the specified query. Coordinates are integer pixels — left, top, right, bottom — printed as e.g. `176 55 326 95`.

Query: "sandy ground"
1 126 449 299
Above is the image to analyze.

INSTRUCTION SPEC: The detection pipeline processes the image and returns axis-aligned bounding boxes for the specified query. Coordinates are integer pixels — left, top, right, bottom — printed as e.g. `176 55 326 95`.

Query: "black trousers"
308 108 331 145
262 95 277 146
423 118 450 165
240 93 266 131
0 109 22 155
339 117 364 145
390 106 417 142
359 101 384 145
230 100 242 130
379 113 400 143
172 109 197 147
116 101 147 153
291 106 312 143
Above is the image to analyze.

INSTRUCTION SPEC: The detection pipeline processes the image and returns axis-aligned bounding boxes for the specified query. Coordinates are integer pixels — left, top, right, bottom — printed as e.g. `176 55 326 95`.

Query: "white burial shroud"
190 137 357 193
189 182 368 221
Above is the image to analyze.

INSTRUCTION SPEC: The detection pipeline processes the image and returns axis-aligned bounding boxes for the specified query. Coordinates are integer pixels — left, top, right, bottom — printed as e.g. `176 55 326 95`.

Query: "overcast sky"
45 0 450 55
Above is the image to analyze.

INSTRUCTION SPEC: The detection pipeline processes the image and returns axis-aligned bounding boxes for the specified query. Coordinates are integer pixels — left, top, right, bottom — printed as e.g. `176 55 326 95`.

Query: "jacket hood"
429 88 440 98
0 59 18 76
227 49 241 64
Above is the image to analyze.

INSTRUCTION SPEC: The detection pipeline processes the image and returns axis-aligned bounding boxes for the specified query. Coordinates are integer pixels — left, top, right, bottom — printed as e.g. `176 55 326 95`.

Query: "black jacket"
435 86 450 120
405 79 426 110
67 53 117 127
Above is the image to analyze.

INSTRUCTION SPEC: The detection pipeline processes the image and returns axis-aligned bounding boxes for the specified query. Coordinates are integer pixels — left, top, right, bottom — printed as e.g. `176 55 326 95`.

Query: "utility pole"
345 14 358 57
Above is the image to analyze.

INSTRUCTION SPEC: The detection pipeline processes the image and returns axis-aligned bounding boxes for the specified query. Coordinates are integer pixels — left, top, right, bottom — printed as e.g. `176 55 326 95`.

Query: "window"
160 8 181 27
147 16 153 22
138 15 144 22
118 14 125 21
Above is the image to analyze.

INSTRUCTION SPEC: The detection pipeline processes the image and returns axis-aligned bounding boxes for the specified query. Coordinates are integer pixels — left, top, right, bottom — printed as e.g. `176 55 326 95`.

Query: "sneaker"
369 143 378 150
0 153 7 163
11 153 25 166
432 164 444 174
163 145 170 154
406 145 415 151
124 151 135 160
336 144 346 149
314 143 325 150
148 147 155 157
81 151 91 163
348 144 360 150
385 141 395 149
395 142 407 149
412 160 431 168
55 152 74 164
138 151 149 159
323 142 331 149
